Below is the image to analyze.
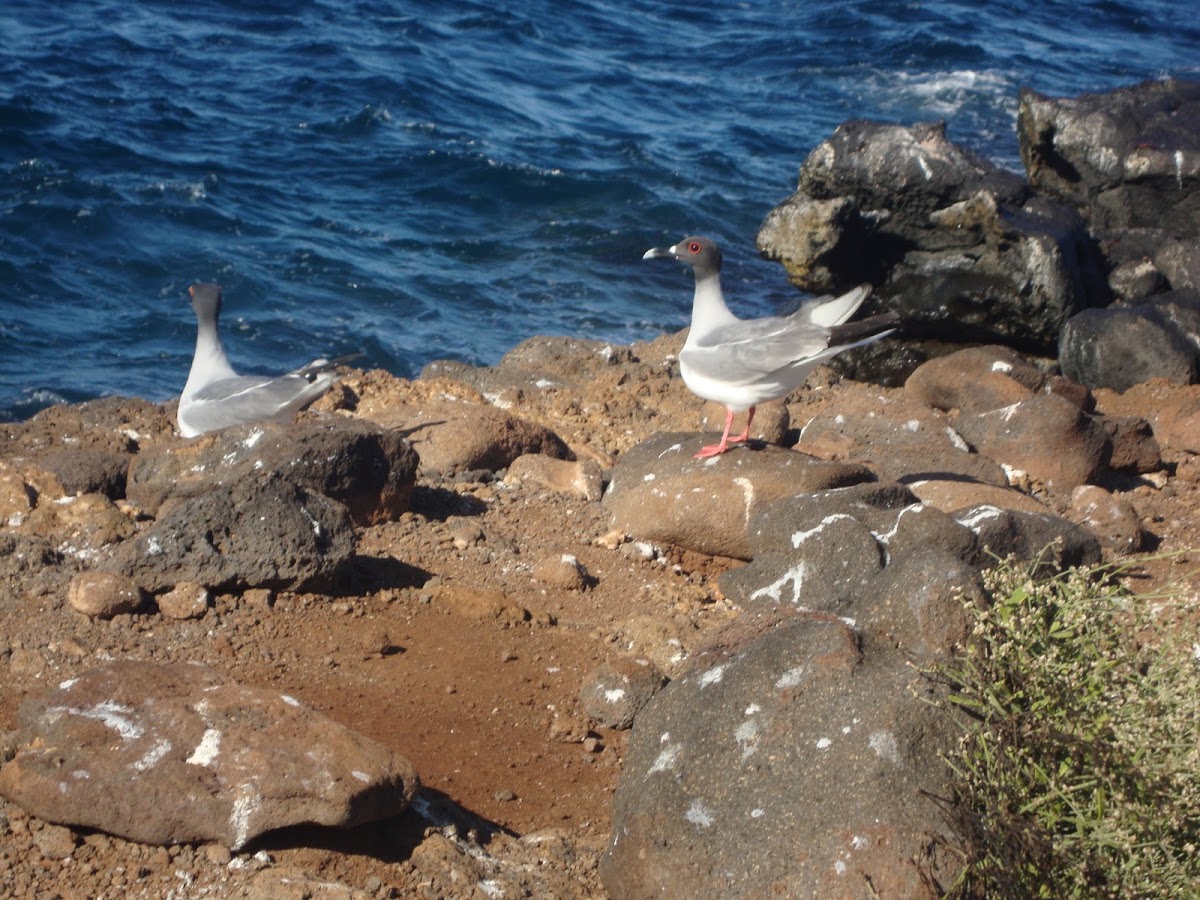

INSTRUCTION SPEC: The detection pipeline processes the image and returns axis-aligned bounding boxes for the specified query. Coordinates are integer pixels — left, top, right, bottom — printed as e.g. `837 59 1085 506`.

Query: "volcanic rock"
0 661 419 849
100 473 355 593
604 432 875 559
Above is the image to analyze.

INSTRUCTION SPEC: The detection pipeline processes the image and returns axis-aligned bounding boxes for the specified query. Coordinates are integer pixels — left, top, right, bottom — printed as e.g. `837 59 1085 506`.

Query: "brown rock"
67 571 144 619
955 393 1110 492
1093 381 1200 455
346 374 571 474
0 661 419 849
505 454 604 501
156 582 210 620
32 823 77 860
579 657 668 730
605 432 874 560
0 461 34 528
905 479 1049 515
24 492 135 559
532 554 589 591
434 586 531 626
1068 485 1145 555
905 345 1043 413
1096 414 1162 473
796 386 1007 487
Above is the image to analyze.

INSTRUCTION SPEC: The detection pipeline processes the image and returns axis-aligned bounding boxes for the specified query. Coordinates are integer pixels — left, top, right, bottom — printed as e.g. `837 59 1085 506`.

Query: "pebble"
67 571 144 619
204 843 232 865
156 582 210 620
532 554 589 590
33 824 76 860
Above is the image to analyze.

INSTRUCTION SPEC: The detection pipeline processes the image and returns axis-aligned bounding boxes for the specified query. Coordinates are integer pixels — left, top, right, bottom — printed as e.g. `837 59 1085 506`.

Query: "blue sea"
2 0 1197 422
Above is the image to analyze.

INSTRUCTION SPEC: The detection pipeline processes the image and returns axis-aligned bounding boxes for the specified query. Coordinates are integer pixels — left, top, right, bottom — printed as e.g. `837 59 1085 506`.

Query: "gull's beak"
642 245 676 261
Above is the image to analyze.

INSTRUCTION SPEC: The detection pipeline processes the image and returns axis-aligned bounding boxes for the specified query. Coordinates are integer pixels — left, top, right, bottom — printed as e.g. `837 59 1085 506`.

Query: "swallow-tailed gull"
177 283 343 438
644 236 899 458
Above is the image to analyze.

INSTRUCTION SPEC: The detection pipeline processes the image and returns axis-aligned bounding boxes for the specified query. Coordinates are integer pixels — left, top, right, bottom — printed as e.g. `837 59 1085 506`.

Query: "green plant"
939 558 1200 898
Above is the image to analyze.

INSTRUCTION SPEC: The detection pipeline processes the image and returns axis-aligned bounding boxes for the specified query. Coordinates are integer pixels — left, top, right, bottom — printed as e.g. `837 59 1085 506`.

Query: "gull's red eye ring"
688 241 701 253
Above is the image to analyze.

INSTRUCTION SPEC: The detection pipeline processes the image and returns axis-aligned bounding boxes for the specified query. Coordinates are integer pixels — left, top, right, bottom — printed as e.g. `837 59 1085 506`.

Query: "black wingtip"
827 312 902 345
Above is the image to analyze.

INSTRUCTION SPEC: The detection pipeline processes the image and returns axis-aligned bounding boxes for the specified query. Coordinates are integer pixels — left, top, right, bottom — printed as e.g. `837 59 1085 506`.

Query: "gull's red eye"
688 242 701 253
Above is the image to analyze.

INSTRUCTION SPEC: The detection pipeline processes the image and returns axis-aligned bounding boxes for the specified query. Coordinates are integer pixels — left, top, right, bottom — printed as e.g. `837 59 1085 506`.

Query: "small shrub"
940 558 1200 898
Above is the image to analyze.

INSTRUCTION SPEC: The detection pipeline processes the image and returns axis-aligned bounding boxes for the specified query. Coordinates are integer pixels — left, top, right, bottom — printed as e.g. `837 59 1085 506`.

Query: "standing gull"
643 236 899 458
177 283 344 438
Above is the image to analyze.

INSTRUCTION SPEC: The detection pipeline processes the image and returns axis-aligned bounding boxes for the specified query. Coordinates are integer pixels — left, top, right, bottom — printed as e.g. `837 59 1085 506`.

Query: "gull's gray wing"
180 370 332 435
683 315 835 384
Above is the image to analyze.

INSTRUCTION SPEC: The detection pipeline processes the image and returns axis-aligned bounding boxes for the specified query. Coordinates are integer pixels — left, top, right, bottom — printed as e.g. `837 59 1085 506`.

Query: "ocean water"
2 0 1197 422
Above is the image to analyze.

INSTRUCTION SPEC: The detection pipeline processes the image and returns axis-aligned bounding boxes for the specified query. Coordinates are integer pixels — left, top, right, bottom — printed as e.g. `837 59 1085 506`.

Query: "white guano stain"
869 730 901 764
186 728 222 766
873 503 924 546
648 742 681 775
697 664 727 688
945 426 971 452
132 738 172 773
48 700 143 741
735 719 760 759
229 786 260 849
733 476 755 522
955 504 1005 532
775 666 806 689
299 506 324 539
685 799 714 828
791 513 855 548
750 562 808 605
604 688 627 703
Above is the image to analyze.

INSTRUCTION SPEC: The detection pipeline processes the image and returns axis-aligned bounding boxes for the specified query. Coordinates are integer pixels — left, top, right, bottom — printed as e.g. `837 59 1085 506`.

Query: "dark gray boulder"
1139 288 1200 355
601 617 965 898
127 419 418 526
758 120 1107 357
1059 305 1198 391
954 504 1103 575
718 483 977 615
1017 78 1200 236
1155 239 1200 291
101 473 355 593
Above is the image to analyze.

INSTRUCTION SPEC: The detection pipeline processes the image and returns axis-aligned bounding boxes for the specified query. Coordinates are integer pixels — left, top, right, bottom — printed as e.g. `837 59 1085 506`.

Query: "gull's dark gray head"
188 283 223 324
642 236 723 280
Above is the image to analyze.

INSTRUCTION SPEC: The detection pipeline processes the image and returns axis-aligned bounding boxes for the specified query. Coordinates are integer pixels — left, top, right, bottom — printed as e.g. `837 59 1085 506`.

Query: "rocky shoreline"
2 78 1200 898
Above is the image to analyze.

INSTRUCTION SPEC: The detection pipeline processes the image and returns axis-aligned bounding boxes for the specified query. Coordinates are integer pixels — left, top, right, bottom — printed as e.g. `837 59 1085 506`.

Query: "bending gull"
177 283 344 438
643 236 899 458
